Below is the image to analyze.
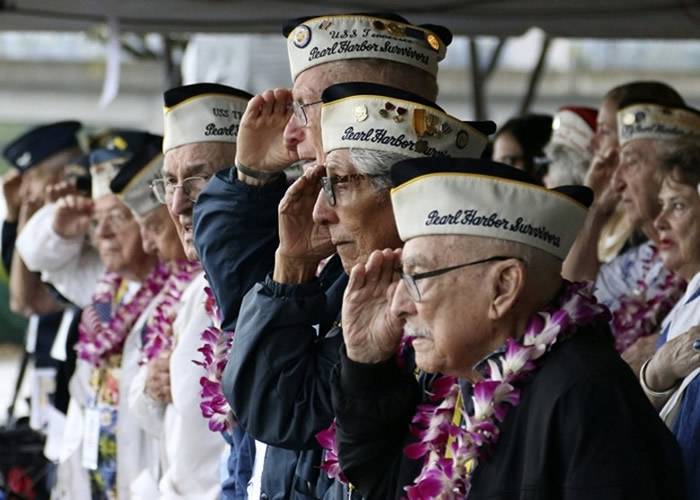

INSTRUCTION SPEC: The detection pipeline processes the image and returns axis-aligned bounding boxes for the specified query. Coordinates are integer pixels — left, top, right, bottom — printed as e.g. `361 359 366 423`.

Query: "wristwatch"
235 160 284 182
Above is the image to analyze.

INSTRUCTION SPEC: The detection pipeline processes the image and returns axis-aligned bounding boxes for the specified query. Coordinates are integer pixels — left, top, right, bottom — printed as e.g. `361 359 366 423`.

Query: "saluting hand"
46 180 78 204
2 170 23 223
273 163 334 283
586 147 618 198
342 249 405 364
53 194 93 239
235 88 298 174
17 198 42 229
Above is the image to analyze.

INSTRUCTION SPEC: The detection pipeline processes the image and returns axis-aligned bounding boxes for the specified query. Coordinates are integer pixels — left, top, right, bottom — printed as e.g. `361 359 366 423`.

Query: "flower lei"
316 331 415 483
77 262 171 366
610 244 685 353
402 281 610 499
193 286 235 432
141 260 202 362
316 281 610 494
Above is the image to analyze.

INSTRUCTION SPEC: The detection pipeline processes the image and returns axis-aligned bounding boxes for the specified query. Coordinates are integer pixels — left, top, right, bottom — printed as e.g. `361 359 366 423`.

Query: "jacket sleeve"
1 219 17 273
331 347 422 500
193 168 287 332
223 274 346 450
15 203 103 307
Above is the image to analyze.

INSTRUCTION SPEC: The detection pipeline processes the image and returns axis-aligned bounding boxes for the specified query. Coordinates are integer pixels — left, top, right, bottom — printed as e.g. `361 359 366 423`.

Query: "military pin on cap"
354 105 368 122
292 24 312 48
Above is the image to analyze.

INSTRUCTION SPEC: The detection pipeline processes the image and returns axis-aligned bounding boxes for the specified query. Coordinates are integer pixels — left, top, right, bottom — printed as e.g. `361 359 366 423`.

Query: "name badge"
81 407 100 470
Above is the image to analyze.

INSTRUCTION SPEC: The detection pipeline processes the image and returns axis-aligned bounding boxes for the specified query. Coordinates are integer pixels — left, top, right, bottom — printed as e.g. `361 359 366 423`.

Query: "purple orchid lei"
402 281 610 499
141 260 202 362
193 286 235 432
316 332 416 483
77 262 171 366
611 245 685 353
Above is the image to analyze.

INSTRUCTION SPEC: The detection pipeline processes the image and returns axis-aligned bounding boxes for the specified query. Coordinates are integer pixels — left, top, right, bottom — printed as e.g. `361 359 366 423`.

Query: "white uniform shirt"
16 203 103 307
656 271 700 424
130 271 226 499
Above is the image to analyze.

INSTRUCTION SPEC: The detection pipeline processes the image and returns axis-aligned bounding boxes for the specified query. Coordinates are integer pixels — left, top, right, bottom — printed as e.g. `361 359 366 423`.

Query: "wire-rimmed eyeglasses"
398 256 521 302
150 176 209 204
320 173 384 207
290 100 322 127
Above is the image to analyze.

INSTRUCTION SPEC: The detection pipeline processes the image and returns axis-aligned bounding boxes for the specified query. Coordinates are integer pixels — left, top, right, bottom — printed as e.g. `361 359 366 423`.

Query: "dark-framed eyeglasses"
320 173 384 207
150 176 210 205
398 256 521 303
290 100 323 127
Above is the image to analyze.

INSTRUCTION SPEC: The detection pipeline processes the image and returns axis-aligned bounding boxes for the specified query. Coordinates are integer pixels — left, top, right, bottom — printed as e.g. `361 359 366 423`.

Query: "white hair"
543 143 590 187
349 148 411 192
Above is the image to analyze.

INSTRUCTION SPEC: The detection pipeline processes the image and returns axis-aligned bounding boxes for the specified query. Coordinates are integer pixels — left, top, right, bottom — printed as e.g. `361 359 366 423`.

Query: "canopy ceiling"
1 0 699 39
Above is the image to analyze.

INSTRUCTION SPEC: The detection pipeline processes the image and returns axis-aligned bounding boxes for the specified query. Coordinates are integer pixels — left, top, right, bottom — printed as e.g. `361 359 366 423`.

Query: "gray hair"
543 143 591 187
349 148 411 192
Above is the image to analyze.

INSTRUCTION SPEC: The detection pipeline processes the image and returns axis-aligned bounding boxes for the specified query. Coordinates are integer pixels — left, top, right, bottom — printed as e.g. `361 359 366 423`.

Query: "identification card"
81 407 100 470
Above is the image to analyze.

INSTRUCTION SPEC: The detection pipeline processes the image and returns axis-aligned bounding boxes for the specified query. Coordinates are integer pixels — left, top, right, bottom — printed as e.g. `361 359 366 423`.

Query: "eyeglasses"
91 209 132 233
398 256 520 303
320 173 384 207
150 176 209 204
290 100 322 127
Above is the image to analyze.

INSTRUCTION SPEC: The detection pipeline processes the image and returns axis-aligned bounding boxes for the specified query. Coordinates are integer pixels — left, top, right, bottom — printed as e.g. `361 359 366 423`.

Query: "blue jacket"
194 168 359 499
194 168 287 499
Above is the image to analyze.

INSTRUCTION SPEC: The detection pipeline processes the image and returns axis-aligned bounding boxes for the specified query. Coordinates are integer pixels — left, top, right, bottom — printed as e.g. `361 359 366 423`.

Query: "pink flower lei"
77 262 171 366
316 281 610 496
193 286 235 432
611 244 685 353
403 281 610 499
141 259 202 362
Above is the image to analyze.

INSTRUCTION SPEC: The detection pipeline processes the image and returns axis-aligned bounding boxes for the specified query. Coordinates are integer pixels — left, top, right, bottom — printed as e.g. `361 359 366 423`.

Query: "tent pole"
161 34 182 90
519 33 551 115
469 37 485 120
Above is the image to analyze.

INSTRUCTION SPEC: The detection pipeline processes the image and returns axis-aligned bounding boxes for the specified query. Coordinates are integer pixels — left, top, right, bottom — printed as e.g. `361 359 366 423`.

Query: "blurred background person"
492 113 552 182
543 105 597 187
640 141 700 500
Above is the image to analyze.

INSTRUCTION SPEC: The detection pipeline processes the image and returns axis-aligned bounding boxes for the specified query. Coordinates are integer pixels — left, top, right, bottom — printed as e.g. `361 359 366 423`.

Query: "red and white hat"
550 106 597 158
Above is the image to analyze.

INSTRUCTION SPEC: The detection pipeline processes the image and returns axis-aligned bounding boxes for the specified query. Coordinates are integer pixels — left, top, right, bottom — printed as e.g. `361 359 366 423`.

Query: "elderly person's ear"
488 259 526 320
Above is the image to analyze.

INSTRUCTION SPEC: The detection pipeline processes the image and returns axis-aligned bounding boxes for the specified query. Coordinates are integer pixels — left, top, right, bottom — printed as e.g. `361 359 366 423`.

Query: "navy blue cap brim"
3 120 81 171
164 83 254 108
109 134 163 194
89 148 131 167
322 81 441 110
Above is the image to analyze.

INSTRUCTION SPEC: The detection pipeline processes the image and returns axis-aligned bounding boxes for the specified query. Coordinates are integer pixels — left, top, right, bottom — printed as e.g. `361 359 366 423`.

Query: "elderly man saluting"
332 157 685 499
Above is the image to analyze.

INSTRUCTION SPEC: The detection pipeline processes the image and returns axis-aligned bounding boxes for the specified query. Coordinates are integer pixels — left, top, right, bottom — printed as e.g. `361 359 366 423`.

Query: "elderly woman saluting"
642 140 700 500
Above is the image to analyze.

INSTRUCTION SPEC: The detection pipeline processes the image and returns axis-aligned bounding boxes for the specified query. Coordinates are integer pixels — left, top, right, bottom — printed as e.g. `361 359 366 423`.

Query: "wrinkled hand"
235 88 297 173
342 249 405 364
17 198 42 229
53 194 94 239
46 181 78 204
585 147 618 198
275 163 334 278
2 170 23 222
145 353 172 404
622 333 659 379
646 326 700 391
